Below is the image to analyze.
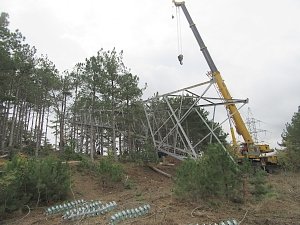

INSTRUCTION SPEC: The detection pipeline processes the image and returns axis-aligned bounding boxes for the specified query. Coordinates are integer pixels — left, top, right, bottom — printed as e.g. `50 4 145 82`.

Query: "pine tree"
281 108 300 170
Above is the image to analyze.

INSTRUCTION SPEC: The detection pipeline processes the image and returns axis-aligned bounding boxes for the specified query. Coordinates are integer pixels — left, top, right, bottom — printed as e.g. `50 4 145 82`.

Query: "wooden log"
62 161 81 165
0 154 8 159
148 165 172 178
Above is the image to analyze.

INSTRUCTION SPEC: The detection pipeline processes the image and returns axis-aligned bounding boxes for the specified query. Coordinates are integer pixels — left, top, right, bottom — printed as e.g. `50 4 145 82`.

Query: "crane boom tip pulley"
173 0 185 7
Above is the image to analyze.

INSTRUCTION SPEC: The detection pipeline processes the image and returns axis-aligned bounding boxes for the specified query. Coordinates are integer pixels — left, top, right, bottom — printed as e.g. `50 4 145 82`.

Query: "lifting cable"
175 6 183 65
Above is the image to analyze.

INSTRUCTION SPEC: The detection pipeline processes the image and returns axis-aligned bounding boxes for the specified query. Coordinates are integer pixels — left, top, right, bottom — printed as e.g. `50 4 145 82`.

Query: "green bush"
79 156 96 172
175 145 272 202
97 158 124 182
122 139 158 164
239 159 272 199
0 156 71 217
280 109 300 171
249 170 269 198
61 144 82 161
175 144 240 200
78 157 124 184
0 170 27 214
277 150 297 171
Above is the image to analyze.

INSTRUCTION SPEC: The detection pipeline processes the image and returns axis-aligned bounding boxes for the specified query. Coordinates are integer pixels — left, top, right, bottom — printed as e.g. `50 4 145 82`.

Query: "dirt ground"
2 161 300 225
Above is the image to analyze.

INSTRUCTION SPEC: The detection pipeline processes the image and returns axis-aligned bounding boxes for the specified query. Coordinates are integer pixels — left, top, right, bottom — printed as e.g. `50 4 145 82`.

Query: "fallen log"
148 165 172 178
62 161 81 165
0 154 8 159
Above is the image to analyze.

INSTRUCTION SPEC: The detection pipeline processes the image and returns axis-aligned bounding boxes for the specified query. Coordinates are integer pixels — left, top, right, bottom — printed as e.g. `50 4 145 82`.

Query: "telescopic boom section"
173 1 254 144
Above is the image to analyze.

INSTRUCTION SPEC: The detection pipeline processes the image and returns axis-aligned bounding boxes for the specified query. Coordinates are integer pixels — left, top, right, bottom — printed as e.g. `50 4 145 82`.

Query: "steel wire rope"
176 6 183 56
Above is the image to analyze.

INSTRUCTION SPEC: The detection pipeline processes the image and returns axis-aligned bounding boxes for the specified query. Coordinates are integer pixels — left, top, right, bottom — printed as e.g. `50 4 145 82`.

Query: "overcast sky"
1 0 299 148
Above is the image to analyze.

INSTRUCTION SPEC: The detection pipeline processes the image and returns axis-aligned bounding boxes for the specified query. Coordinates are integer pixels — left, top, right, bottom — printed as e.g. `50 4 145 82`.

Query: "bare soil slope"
2 163 300 225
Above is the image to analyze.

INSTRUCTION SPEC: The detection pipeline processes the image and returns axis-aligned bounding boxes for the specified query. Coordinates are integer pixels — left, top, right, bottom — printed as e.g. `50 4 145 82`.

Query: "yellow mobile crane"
173 1 278 169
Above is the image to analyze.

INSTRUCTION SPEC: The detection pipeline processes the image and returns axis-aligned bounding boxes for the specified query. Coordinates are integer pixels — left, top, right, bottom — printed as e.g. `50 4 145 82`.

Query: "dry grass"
3 163 300 225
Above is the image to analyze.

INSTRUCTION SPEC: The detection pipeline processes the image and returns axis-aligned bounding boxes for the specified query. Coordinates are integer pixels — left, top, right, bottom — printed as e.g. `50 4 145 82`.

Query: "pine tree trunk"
23 102 30 145
90 112 94 160
19 101 26 150
44 105 50 146
112 111 117 160
38 103 45 149
8 103 18 147
111 79 117 161
85 113 89 154
1 100 10 151
119 132 122 156
59 93 66 151
55 117 58 150
30 108 36 141
79 113 84 153
35 105 42 157
100 129 104 155
33 105 39 143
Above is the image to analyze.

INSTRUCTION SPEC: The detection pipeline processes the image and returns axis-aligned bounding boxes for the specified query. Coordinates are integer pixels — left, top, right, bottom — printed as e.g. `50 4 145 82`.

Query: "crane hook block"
178 54 183 65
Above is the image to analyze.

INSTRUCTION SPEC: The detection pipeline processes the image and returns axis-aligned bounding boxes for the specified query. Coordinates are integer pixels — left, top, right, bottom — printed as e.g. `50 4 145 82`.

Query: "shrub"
280 109 300 171
0 170 26 214
175 145 272 202
78 157 124 184
249 170 269 198
277 150 297 171
79 156 96 172
97 158 124 183
122 139 158 164
25 157 71 202
0 156 71 217
61 144 82 161
175 144 240 200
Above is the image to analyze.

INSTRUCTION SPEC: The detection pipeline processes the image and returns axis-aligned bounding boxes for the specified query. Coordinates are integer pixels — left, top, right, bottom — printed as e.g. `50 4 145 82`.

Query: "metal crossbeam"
143 77 248 160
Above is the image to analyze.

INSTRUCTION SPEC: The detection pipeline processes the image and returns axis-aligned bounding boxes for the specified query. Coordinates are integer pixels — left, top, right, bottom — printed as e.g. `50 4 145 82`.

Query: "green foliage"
280 110 300 171
150 97 228 155
123 177 135 190
0 170 26 214
22 144 36 156
0 156 71 216
78 156 95 171
61 142 82 161
175 144 240 200
97 158 124 182
123 139 158 164
238 159 272 200
175 144 271 202
77 48 143 109
0 12 60 155
249 170 269 198
277 150 294 171
79 157 124 183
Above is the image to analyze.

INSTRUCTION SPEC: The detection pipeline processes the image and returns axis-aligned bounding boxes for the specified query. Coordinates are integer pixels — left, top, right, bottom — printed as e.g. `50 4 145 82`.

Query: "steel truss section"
143 78 248 161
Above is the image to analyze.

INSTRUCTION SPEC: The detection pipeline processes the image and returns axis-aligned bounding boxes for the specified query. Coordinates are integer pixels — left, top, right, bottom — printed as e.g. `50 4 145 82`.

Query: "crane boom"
173 1 254 145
